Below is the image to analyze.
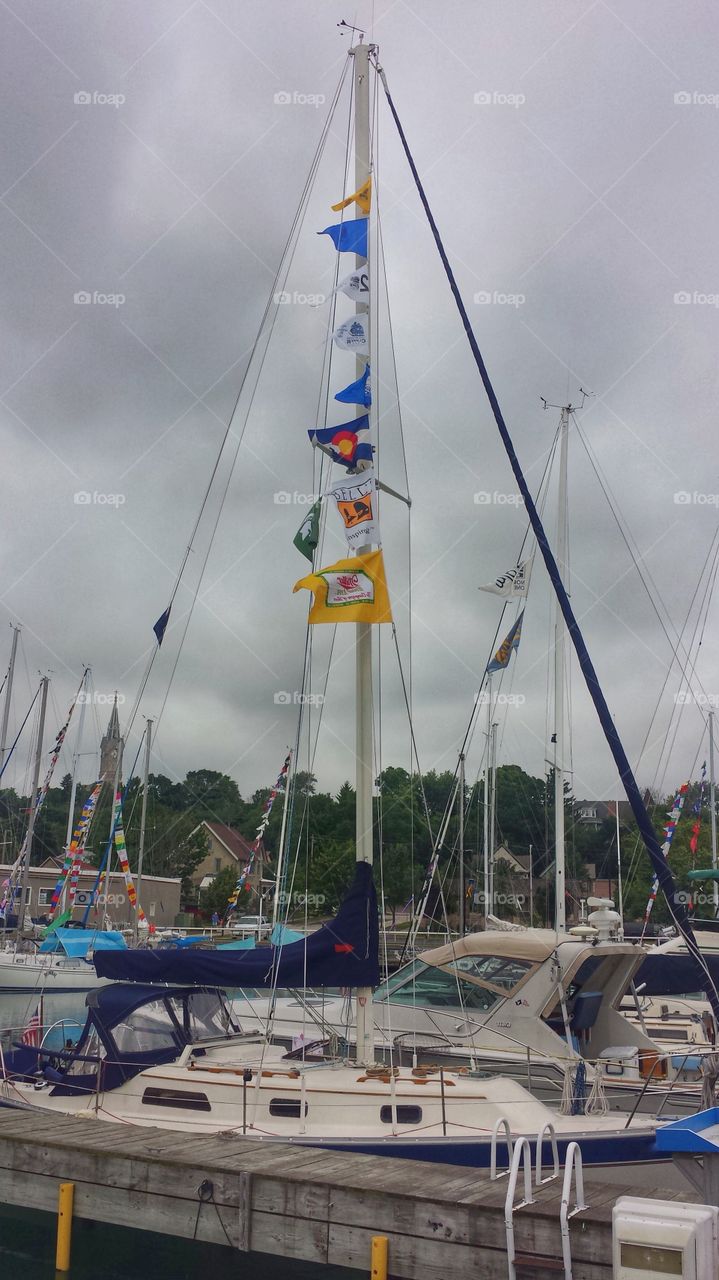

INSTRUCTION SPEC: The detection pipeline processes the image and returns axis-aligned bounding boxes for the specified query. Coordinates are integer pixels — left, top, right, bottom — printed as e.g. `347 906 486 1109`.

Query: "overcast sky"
1 0 718 815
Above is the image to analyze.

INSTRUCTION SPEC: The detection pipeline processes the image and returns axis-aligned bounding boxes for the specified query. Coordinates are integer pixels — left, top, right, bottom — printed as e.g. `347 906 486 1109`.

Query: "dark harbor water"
0 1205 360 1279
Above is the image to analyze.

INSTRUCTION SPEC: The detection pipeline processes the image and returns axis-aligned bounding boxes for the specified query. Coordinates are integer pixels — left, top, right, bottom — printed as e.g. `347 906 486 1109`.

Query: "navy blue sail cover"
95 862 380 987
637 950 719 997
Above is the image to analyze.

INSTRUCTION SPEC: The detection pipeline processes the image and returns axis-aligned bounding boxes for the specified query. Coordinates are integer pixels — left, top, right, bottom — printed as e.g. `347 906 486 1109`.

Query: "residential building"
189 820 262 894
0 862 181 927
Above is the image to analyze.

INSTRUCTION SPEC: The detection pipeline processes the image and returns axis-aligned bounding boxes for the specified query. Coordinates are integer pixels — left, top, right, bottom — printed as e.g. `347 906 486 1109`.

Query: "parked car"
229 915 269 937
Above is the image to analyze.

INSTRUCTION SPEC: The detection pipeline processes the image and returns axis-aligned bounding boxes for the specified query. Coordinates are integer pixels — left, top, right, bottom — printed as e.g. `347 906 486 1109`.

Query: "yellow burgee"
331 175 372 216
293 548 392 624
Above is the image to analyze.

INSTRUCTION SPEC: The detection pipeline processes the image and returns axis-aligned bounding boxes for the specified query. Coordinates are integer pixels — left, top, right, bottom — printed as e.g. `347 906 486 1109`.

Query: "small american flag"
21 1000 43 1048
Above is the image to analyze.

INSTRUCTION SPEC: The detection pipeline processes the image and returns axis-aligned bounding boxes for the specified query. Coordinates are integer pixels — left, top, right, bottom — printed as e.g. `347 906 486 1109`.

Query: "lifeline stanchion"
55 1181 74 1272
370 1234 388 1279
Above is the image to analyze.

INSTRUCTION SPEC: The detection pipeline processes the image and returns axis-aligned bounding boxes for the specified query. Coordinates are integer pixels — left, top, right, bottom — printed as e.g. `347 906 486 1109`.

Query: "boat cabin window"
169 990 239 1042
380 1105 422 1125
449 955 533 991
142 1087 211 1112
269 1097 308 1118
112 999 180 1056
374 959 424 1000
64 1026 106 1076
380 962 500 1011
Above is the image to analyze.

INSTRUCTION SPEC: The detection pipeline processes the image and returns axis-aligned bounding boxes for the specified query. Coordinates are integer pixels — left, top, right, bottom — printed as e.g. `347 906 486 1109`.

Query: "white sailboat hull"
0 950 110 994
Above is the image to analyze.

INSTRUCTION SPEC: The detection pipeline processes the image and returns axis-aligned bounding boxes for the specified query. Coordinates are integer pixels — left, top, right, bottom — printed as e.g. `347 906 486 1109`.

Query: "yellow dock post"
370 1234 388 1280
55 1181 74 1272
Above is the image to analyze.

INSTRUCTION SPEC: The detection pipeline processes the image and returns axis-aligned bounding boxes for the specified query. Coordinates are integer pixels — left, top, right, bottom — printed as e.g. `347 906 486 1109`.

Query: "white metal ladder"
503 1124 588 1280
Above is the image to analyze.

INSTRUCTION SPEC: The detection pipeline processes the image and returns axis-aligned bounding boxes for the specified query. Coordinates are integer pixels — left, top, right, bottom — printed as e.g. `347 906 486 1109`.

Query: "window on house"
214 857 221 873
38 888 54 907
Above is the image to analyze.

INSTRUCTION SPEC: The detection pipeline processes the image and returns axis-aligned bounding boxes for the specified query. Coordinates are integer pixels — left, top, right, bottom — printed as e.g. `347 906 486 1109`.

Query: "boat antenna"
540 387 592 413
338 19 365 40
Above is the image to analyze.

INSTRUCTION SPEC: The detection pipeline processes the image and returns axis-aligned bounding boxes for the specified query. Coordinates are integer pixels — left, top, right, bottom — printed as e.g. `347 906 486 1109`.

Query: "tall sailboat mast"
134 717 152 943
482 678 491 918
710 708 718 916
553 406 569 932
352 37 374 1067
64 667 90 855
458 752 465 933
17 675 49 930
0 625 20 770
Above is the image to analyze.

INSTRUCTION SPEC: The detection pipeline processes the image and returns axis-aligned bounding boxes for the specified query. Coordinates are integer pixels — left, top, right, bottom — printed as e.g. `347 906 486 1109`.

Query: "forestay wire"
374 52 719 1019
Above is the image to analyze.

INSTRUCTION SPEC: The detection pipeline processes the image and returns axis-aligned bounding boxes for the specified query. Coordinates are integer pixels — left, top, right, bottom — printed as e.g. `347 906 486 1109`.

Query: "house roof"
574 799 634 822
192 821 254 863
494 844 531 872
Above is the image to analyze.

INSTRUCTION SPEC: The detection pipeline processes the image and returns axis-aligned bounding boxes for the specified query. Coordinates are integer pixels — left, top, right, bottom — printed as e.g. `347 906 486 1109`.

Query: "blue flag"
487 611 524 673
318 218 368 258
153 605 171 646
335 364 371 407
308 414 372 469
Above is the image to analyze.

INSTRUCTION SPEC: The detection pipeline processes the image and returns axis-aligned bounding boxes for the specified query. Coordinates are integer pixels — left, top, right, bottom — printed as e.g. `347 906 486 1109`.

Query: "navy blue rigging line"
378 70 719 1018
0 686 39 784
81 737 144 927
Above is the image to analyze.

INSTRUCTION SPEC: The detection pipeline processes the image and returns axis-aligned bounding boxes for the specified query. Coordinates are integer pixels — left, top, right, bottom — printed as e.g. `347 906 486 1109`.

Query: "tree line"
0 765 713 925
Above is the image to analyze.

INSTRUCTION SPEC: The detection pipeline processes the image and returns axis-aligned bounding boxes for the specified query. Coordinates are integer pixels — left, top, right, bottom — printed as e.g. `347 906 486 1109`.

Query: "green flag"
41 909 71 937
293 500 321 562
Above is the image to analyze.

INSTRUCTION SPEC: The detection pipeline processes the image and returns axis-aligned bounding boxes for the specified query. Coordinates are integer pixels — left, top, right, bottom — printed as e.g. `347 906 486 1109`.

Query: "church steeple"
100 694 123 782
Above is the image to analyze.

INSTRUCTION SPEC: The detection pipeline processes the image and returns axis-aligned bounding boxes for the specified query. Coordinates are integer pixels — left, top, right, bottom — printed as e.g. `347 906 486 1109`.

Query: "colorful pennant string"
226 751 292 914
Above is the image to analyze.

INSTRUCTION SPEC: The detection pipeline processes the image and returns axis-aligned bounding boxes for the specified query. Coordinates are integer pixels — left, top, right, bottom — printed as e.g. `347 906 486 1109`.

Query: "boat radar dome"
586 897 621 941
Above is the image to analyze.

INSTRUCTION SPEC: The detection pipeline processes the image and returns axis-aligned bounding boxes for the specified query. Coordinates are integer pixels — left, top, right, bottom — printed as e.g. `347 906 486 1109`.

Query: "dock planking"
0 1108 697 1277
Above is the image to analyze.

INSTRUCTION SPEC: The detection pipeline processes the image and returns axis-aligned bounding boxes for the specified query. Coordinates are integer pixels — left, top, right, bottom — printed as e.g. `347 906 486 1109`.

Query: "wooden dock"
0 1110 696 1277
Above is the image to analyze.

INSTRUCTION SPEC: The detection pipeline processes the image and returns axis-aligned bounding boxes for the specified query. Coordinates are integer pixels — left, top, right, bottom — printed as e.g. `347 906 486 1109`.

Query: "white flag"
326 468 379 550
332 316 369 354
335 266 370 303
479 560 530 598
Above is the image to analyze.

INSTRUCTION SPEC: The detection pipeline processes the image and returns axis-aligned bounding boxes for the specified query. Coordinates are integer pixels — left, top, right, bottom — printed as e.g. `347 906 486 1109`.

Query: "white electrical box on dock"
612 1197 718 1279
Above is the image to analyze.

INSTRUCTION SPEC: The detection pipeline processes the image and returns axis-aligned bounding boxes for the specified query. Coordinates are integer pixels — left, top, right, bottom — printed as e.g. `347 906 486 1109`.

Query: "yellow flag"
331 175 372 216
293 549 392 624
